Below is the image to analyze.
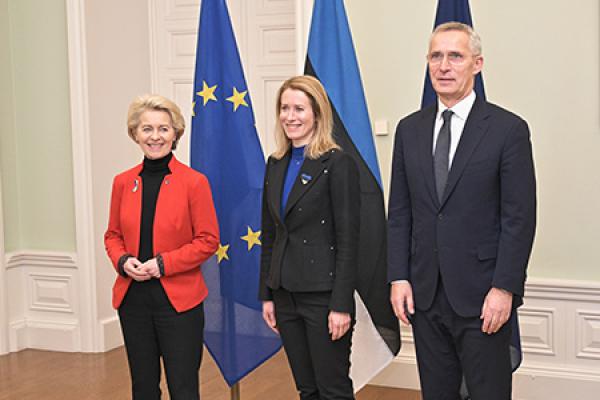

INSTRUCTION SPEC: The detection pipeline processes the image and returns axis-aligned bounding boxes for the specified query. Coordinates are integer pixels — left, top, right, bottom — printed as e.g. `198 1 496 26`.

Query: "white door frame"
65 0 100 352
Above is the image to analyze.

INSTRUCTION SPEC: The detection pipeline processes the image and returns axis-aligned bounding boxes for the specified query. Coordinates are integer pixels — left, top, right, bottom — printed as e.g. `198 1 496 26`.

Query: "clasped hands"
390 281 513 334
123 257 161 281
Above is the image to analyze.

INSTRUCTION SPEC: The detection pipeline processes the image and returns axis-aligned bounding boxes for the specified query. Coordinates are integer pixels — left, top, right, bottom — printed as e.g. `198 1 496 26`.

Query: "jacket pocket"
477 243 498 260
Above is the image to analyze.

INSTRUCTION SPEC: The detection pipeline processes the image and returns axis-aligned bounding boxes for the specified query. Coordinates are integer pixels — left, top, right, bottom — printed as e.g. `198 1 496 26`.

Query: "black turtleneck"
138 152 172 263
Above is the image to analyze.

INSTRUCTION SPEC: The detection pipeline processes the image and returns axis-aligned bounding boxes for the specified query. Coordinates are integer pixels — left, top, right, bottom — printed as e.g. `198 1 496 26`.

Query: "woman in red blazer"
104 94 219 400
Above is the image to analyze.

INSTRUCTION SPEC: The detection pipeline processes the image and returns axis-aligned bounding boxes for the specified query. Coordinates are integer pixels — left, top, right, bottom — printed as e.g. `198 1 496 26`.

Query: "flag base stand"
230 382 240 400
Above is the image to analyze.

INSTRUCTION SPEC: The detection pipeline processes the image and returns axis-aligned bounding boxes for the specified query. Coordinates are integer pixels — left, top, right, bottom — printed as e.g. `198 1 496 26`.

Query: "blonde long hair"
272 76 339 159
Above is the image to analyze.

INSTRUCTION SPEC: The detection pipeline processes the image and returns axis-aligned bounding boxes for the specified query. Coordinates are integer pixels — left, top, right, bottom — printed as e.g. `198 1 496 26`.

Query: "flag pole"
230 382 240 400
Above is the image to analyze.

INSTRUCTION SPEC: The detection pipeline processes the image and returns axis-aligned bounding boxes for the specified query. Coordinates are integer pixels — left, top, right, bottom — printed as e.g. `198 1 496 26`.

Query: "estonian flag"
305 0 401 391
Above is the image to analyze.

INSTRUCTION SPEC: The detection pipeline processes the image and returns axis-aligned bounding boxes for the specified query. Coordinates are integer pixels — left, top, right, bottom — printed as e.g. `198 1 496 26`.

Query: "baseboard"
370 353 420 391
5 314 120 354
513 364 600 400
8 319 27 353
8 318 80 352
371 357 600 400
369 277 600 399
100 315 123 351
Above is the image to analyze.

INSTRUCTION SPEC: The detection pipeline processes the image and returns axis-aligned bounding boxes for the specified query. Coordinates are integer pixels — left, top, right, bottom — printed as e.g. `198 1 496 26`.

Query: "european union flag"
305 0 401 390
422 1 522 398
190 0 281 386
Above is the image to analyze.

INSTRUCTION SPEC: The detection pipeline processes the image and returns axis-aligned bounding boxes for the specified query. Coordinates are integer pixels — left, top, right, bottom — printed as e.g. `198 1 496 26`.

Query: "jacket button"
310 259 315 264
438 213 443 220
330 246 334 250
298 207 303 212
329 272 334 276
324 169 329 174
303 239 307 244
321 219 325 224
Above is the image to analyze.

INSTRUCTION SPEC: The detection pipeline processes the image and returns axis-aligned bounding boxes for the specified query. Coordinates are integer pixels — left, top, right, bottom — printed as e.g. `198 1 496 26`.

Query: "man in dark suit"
387 22 536 400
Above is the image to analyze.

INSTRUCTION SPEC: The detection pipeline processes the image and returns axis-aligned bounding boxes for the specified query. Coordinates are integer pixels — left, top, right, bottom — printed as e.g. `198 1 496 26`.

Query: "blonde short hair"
127 94 185 150
430 21 482 56
272 75 340 160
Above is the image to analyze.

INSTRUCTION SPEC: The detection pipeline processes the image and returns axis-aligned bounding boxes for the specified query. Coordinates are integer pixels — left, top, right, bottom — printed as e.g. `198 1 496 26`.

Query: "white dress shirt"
432 91 477 167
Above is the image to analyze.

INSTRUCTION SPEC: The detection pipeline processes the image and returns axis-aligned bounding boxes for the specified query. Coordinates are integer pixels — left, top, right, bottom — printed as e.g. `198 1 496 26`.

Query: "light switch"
374 119 388 136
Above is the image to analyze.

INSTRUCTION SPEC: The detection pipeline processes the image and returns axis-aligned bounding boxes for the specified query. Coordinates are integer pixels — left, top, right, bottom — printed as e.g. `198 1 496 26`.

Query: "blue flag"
305 0 400 390
190 0 281 386
422 0 523 396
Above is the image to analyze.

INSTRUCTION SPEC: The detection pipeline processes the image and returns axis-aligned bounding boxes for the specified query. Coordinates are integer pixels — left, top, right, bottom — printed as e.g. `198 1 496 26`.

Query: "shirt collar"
436 90 477 122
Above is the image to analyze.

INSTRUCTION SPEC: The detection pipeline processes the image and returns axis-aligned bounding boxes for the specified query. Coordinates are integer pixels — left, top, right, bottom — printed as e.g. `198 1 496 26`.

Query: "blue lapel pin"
301 173 312 185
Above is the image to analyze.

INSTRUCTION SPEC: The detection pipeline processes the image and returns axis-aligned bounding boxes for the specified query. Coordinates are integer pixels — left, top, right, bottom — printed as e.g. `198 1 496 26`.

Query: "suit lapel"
417 105 439 206
268 153 289 222
283 152 330 218
441 98 491 206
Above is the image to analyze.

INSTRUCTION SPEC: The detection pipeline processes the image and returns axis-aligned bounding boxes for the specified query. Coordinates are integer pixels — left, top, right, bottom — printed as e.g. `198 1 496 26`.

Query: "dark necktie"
434 109 453 203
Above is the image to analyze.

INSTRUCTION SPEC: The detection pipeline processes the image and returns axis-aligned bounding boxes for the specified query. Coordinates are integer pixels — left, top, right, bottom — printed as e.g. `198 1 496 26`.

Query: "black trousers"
412 280 512 400
273 289 355 400
118 279 205 400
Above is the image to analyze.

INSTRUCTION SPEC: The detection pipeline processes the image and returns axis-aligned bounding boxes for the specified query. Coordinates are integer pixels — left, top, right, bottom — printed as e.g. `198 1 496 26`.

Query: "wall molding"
29 272 75 314
371 277 600 399
4 251 80 352
525 278 600 301
5 250 77 269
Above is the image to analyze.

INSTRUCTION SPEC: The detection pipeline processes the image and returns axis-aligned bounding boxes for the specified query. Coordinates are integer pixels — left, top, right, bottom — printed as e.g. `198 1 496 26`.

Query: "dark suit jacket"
387 97 536 317
259 148 360 313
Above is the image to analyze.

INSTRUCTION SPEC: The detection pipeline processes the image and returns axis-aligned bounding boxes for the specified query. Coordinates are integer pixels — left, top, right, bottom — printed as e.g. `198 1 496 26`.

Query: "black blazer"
388 97 536 317
259 148 360 313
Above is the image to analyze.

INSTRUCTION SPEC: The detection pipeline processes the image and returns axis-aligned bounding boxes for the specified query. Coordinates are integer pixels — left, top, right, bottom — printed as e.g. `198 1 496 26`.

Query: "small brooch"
301 173 312 185
133 179 139 192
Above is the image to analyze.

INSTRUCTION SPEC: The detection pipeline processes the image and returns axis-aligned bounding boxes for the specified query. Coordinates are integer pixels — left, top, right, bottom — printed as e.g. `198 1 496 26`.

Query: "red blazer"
104 155 219 312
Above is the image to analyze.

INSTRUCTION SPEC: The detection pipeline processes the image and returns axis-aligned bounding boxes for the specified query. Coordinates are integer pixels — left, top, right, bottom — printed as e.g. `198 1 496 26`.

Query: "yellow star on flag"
241 226 261 251
197 81 218 106
216 243 230 263
226 87 248 111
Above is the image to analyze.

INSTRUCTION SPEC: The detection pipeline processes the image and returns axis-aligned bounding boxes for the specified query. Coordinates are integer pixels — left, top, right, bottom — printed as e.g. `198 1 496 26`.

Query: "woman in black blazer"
259 76 360 400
